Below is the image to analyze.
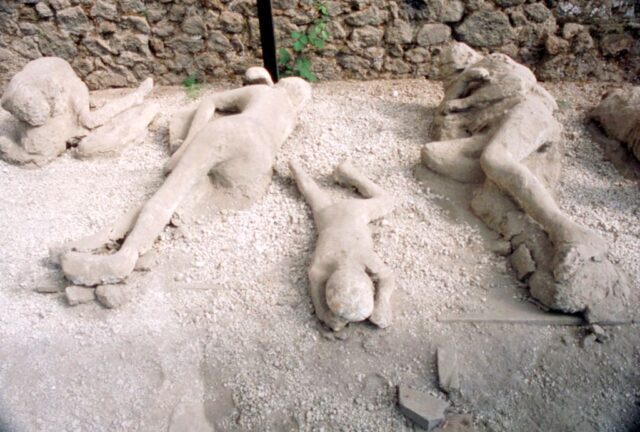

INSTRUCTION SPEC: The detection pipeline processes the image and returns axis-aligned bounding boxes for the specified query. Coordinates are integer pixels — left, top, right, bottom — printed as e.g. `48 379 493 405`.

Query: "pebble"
35 285 63 293
590 324 609 342
582 333 597 348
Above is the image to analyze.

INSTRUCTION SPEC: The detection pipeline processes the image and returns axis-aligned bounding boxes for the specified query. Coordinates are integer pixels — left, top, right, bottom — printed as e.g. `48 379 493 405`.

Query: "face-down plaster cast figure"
56 68 311 286
421 43 628 322
289 159 396 331
0 57 157 166
588 86 640 163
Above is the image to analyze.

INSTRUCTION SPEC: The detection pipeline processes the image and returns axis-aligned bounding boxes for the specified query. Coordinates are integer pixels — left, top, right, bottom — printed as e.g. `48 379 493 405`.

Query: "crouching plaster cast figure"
0 57 157 166
421 42 628 322
588 86 640 164
53 68 311 287
289 159 396 331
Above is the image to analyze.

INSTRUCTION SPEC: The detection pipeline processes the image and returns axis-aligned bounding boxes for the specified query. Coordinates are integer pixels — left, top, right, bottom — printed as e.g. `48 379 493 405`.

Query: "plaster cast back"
1 57 87 126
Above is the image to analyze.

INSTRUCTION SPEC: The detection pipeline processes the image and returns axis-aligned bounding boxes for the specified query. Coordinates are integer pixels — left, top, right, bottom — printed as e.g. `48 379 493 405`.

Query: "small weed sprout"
182 74 201 99
278 2 330 82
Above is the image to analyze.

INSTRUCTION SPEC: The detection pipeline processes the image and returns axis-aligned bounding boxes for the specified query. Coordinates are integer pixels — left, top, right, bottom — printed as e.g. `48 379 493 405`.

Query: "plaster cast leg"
61 139 222 285
165 97 218 174
480 130 608 280
289 160 332 211
421 135 487 183
333 160 394 221
79 78 154 129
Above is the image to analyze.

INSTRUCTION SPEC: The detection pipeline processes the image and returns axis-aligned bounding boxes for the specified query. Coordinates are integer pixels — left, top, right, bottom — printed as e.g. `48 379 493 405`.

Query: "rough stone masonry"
0 0 638 90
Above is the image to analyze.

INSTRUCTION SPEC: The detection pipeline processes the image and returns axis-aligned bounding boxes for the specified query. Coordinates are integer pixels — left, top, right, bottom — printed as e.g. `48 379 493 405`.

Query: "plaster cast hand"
317 308 349 332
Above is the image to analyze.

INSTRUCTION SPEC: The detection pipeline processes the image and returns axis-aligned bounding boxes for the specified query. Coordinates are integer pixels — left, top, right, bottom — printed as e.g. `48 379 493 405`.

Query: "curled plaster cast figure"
289 159 395 331
55 68 311 286
421 42 628 322
588 86 640 162
0 57 157 166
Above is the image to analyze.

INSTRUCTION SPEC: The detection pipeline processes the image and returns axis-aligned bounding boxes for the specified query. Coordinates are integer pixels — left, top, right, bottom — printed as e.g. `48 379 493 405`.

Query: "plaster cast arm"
366 255 395 328
78 78 154 129
421 134 488 183
332 160 394 222
444 67 491 102
444 83 527 118
289 159 332 212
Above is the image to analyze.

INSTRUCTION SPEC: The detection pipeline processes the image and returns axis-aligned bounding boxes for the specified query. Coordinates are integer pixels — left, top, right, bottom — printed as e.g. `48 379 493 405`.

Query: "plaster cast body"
589 86 640 161
57 69 311 286
290 160 395 331
0 57 156 166
422 43 628 322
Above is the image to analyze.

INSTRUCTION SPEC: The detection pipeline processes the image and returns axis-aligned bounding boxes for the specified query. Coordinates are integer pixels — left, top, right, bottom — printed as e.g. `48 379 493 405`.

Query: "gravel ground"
0 79 638 432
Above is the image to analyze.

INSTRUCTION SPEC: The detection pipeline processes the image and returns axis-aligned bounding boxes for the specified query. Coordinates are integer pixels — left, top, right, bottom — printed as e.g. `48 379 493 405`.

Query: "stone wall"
0 0 638 90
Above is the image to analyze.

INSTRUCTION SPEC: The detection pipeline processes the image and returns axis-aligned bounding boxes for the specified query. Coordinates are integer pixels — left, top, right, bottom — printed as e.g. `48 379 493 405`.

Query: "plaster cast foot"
552 223 608 282
552 243 602 284
61 248 138 286
333 159 359 186
369 301 392 328
530 251 629 323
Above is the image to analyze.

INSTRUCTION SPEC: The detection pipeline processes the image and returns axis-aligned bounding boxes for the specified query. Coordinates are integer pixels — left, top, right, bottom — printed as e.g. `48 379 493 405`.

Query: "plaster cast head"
276 77 312 112
432 41 484 79
1 84 51 127
325 266 374 322
243 67 274 87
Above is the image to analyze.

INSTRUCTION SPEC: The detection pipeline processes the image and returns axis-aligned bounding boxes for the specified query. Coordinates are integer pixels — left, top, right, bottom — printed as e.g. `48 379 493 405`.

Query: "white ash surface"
0 80 638 432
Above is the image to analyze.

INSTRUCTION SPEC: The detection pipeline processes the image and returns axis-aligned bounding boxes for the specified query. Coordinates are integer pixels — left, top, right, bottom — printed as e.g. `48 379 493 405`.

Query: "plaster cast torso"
313 203 375 270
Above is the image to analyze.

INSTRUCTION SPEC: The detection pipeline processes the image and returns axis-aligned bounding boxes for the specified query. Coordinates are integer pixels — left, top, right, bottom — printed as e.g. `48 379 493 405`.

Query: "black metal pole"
257 0 279 83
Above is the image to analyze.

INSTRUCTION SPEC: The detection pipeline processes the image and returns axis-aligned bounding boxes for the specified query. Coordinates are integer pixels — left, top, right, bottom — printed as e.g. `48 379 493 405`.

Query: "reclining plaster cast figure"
421 42 628 322
0 57 157 166
289 159 395 331
56 68 311 286
588 86 640 163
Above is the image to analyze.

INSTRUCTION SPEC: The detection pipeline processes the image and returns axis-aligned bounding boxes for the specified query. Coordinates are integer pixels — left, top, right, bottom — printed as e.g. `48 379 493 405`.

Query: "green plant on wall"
278 2 330 82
